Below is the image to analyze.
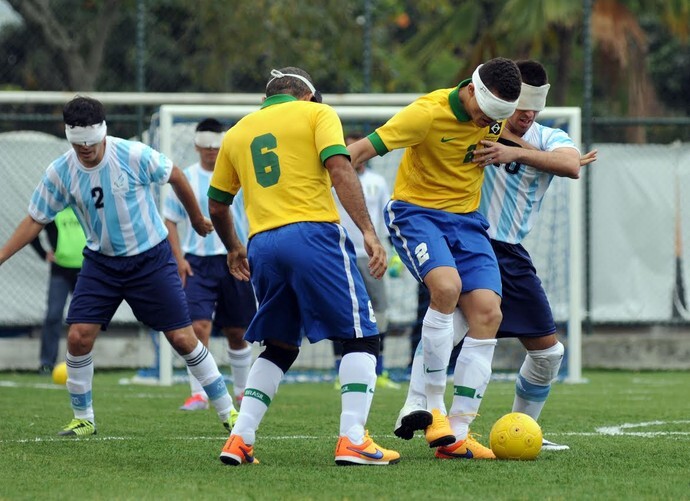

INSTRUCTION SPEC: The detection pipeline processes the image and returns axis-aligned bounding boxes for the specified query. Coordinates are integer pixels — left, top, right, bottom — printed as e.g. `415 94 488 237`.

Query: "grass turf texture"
1 370 689 500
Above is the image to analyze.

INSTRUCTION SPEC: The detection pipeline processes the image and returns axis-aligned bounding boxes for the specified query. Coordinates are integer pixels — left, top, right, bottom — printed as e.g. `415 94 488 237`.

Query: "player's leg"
516 334 567 450
58 250 124 437
58 322 100 436
216 270 257 405
442 212 502 459
273 222 399 465
492 240 568 450
127 242 234 430
220 227 299 465
358 257 398 389
222 326 252 403
385 202 457 447
178 319 212 410
179 254 218 410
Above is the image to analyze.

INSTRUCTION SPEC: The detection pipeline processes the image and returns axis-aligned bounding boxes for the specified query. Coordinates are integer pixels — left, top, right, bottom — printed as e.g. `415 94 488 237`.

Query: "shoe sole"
427 433 455 448
219 453 241 466
394 410 432 440
57 430 97 437
335 457 401 466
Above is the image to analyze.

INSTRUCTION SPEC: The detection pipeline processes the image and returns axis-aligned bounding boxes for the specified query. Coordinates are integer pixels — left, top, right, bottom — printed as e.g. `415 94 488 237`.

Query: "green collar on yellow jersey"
449 79 471 122
261 94 298 109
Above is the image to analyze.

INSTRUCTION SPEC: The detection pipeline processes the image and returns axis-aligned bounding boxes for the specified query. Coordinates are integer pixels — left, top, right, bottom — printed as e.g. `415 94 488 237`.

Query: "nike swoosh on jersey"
425 367 445 373
441 137 457 143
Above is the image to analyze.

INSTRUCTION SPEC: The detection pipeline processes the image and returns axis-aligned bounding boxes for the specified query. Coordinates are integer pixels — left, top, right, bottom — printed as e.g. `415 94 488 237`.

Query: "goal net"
149 103 583 385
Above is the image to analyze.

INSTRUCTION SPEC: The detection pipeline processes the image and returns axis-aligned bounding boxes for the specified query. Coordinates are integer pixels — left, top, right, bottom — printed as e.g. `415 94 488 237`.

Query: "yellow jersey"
369 79 504 213
209 95 349 237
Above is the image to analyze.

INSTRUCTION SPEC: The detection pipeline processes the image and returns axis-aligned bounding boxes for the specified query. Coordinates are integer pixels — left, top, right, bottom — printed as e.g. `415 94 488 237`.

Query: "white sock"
233 357 283 445
449 337 496 440
513 342 564 421
227 345 252 400
182 341 233 420
66 351 95 422
405 340 426 406
339 352 376 444
421 308 454 413
186 366 207 398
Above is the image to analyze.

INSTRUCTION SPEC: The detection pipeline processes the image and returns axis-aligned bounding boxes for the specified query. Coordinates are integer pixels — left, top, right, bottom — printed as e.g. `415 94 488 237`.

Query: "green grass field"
1 370 689 500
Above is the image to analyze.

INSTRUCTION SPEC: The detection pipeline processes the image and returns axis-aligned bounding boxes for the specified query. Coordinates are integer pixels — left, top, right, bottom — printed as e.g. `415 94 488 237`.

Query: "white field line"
2 422 690 445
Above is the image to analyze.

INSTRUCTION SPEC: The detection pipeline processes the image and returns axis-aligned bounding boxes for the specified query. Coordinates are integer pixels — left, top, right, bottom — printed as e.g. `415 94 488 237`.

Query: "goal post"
152 103 584 385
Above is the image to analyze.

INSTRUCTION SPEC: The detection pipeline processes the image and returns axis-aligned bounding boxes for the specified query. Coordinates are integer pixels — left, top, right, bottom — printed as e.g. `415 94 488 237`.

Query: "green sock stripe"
340 383 369 394
243 388 271 406
454 385 476 398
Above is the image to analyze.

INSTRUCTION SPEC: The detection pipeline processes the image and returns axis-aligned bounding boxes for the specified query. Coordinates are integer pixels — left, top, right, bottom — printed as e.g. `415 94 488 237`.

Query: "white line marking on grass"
4 421 689 445
0 380 63 390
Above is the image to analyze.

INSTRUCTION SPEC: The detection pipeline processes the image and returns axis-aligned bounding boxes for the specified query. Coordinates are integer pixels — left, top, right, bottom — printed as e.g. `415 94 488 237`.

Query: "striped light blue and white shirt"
479 123 579 244
162 163 249 256
28 137 172 256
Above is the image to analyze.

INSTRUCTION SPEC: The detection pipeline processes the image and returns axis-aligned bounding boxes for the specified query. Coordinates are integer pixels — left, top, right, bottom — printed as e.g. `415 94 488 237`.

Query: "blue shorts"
384 200 501 295
66 240 191 332
184 254 257 328
492 240 556 338
246 222 378 346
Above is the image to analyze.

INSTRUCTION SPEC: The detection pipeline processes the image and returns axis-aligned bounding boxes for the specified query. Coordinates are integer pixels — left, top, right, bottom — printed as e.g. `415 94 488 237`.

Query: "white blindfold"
65 121 107 146
472 65 518 121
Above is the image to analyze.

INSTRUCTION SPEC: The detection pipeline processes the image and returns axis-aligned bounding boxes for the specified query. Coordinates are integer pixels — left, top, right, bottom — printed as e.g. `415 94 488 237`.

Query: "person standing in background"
164 118 256 413
32 206 86 375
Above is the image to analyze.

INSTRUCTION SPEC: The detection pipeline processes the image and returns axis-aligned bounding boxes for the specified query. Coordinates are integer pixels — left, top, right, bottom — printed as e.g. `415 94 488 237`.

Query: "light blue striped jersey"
479 123 579 244
162 163 249 256
28 136 173 256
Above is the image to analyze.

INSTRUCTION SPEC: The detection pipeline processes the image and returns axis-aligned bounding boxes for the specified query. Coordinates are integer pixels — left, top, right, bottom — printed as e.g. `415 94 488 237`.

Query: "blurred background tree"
0 0 689 141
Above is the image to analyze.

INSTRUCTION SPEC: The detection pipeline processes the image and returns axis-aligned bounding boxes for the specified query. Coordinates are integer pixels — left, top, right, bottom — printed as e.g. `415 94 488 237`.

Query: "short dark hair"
63 96 106 126
478 57 522 102
266 66 316 99
515 60 548 87
196 118 224 133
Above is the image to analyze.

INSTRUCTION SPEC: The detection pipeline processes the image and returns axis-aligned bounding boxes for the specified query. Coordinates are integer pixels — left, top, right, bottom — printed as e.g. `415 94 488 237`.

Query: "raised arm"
325 154 387 279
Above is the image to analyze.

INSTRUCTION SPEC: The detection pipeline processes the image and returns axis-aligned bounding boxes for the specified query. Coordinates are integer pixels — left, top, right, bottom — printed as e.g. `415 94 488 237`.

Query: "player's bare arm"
208 198 250 281
325 154 387 279
0 215 46 266
168 166 214 236
347 137 377 171
164 219 193 286
476 139 581 178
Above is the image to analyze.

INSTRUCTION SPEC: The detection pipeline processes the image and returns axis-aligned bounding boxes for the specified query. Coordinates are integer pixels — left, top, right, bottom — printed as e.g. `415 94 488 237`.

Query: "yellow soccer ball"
52 362 68 385
490 412 543 460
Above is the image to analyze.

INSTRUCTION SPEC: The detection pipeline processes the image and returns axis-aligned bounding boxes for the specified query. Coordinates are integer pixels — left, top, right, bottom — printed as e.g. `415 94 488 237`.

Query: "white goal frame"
154 103 584 385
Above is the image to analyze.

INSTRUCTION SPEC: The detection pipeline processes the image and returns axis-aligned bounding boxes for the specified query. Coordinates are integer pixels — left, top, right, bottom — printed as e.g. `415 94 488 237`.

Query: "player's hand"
192 216 214 237
227 246 250 281
474 140 514 167
363 231 387 280
177 259 193 287
580 149 598 166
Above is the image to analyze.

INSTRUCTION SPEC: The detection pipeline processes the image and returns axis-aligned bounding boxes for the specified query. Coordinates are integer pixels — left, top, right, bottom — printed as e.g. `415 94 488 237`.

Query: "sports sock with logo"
183 340 233 420
449 336 496 440
339 351 376 444
421 308 454 412
233 357 283 445
66 351 95 422
227 344 252 402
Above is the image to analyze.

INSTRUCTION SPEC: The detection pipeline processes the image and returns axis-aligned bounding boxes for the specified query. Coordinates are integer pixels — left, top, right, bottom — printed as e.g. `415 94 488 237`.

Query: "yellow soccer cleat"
435 434 496 460
219 434 259 465
424 408 455 448
335 431 401 466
